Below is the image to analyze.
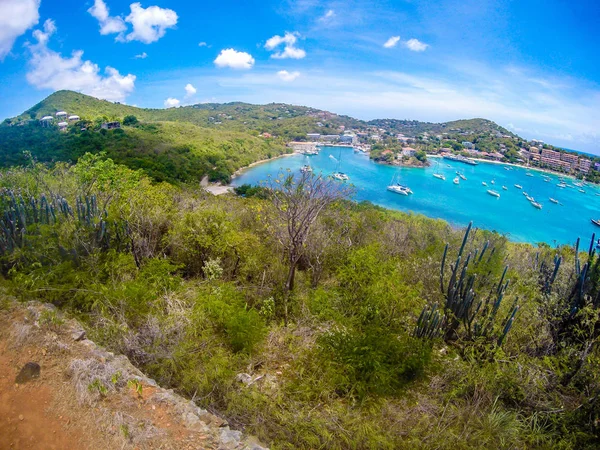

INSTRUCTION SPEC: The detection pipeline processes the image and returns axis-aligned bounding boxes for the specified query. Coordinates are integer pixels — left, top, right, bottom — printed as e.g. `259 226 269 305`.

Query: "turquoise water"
231 147 600 246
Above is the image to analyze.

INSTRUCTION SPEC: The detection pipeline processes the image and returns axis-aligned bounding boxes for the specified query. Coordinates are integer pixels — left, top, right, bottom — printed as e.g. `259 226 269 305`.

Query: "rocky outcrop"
1 300 268 450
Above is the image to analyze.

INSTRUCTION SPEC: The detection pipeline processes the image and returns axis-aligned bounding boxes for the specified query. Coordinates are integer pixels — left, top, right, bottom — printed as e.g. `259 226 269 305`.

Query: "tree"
268 170 354 324
123 115 139 126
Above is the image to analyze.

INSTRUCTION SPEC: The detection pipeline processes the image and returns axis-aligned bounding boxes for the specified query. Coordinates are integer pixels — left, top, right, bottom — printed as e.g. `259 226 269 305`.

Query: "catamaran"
387 174 413 195
332 148 350 181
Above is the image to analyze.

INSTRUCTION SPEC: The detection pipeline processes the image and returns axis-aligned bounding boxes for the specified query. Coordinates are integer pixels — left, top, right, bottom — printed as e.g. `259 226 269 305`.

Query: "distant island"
1 90 598 184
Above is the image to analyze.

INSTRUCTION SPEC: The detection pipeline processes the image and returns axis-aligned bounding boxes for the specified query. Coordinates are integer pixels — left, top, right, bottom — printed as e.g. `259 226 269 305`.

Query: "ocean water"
231 147 600 246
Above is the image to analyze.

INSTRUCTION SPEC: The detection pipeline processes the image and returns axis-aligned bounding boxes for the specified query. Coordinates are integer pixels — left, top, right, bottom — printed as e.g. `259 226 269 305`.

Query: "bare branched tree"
267 170 354 324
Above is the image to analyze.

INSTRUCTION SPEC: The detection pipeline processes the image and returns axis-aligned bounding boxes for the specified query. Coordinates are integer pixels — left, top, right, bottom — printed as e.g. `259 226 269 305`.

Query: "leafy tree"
123 115 139 126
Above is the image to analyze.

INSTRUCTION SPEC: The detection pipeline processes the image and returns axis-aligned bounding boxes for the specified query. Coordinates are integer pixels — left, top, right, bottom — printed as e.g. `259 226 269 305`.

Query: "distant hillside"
0 90 522 183
367 118 514 137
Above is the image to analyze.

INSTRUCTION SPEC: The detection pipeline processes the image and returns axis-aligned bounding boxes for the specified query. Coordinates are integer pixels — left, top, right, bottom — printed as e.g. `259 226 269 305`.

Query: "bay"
231 146 600 246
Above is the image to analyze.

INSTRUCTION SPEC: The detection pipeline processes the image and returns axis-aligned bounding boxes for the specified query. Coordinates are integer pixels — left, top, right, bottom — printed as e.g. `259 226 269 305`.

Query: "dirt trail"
0 301 267 450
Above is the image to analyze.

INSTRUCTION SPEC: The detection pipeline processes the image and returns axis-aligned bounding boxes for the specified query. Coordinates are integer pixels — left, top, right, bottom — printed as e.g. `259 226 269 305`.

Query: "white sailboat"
332 148 350 181
387 173 413 195
433 160 445 180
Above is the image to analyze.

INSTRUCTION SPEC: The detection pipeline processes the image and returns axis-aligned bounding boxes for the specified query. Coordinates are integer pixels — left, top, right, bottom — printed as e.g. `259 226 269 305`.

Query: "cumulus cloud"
26 20 136 102
185 83 197 97
87 0 127 36
277 70 300 82
383 36 400 48
134 52 148 59
0 0 40 60
405 38 429 52
124 2 178 44
164 97 180 108
214 48 254 69
265 32 306 59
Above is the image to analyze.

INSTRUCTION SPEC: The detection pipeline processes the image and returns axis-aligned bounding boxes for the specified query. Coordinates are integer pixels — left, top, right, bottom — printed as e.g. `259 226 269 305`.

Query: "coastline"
231 151 297 181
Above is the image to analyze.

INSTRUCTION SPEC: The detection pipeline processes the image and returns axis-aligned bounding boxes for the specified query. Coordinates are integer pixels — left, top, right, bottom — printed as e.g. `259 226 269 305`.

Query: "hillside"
0 91 527 184
0 156 599 449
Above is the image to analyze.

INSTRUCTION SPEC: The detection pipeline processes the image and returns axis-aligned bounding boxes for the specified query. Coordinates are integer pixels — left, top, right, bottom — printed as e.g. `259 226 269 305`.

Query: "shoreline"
230 151 297 181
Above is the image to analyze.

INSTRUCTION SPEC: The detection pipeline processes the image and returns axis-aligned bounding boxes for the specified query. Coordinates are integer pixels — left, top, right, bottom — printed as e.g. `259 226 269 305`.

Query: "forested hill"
1 90 516 183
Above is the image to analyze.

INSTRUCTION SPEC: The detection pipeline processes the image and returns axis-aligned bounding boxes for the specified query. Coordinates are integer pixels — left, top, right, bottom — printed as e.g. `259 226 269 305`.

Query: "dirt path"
0 302 267 450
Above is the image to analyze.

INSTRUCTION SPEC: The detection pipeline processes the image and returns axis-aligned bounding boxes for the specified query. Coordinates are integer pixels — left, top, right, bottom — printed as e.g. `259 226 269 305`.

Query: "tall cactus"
569 234 599 313
416 222 518 346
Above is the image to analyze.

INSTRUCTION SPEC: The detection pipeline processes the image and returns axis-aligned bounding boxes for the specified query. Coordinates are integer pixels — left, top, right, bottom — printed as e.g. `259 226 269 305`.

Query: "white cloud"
87 0 127 36
124 2 178 44
198 41 209 47
214 48 254 69
134 52 148 59
26 20 136 102
265 32 306 59
277 70 300 82
185 83 197 96
319 9 336 22
164 97 180 108
405 38 429 52
383 36 400 48
0 0 40 60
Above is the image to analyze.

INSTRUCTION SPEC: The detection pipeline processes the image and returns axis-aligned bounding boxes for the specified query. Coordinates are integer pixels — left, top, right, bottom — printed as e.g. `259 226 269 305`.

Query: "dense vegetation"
1 154 599 449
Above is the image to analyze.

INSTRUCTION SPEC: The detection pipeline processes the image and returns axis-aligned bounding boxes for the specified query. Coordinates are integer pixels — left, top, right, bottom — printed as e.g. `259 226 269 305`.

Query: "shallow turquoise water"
231 147 600 246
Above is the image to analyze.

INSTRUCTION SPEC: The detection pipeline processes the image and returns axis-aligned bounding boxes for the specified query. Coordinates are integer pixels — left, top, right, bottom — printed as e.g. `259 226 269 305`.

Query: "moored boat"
515 184 523 189
502 186 508 190
487 190 500 198
300 164 312 173
531 201 543 209
453 177 460 185
592 219 600 227
332 172 349 181
482 181 488 186
549 198 559 204
433 173 445 180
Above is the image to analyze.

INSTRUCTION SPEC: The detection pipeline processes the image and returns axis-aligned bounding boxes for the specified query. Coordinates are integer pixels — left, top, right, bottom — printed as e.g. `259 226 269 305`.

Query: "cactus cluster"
0 190 128 261
569 234 600 312
415 222 519 346
0 190 71 255
536 252 562 295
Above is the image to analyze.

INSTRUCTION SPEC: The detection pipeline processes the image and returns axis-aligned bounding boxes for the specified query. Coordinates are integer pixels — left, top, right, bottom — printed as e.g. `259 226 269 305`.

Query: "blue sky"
1 0 599 153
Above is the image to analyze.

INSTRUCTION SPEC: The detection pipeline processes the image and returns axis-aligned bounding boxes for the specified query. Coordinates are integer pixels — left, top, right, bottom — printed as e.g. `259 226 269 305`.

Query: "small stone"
15 362 41 384
71 330 86 342
220 429 242 447
18 415 24 421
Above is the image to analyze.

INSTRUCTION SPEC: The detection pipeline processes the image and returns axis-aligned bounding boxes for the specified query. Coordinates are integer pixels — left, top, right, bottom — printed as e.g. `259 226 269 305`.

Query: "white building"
68 115 80 121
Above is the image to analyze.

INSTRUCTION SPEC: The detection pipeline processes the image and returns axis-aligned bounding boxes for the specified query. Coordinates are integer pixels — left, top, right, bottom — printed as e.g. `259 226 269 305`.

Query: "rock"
236 373 253 385
71 330 86 341
220 429 242 447
15 362 41 384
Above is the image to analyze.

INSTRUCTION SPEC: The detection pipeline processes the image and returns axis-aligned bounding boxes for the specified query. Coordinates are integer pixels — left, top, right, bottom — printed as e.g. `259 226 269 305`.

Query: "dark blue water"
232 147 600 246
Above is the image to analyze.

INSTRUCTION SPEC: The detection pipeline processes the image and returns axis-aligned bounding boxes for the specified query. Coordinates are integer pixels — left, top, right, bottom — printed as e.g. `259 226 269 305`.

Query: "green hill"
0 90 521 183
